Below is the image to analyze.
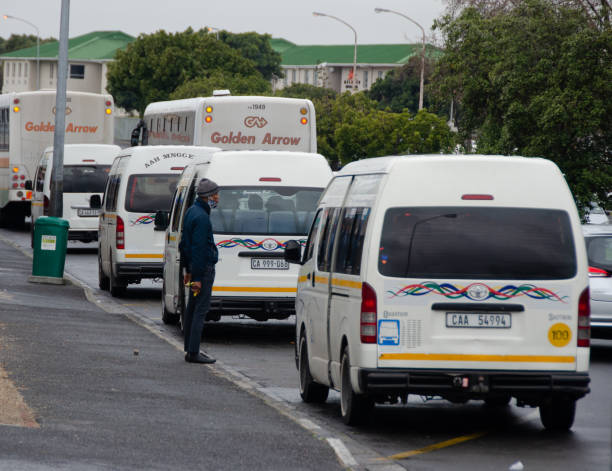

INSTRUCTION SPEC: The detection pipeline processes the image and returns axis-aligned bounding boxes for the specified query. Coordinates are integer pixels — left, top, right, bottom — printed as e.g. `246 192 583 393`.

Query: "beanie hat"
197 178 219 197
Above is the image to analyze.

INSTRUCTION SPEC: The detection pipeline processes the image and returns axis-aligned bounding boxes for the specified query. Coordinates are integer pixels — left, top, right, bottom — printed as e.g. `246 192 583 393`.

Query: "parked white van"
98 146 219 296
31 144 120 246
285 155 591 430
160 150 332 325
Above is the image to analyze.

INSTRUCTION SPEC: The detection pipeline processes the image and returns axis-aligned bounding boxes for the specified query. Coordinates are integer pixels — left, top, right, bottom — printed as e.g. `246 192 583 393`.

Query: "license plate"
251 258 289 270
77 208 100 217
446 312 512 328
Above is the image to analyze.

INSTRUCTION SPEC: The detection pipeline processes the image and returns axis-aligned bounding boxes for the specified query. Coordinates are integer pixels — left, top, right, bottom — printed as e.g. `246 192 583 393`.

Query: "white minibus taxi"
30 144 120 245
98 146 219 296
285 155 590 430
160 150 332 325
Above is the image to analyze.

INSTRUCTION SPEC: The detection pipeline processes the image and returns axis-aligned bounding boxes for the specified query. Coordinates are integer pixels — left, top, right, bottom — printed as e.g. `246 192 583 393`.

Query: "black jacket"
179 198 218 282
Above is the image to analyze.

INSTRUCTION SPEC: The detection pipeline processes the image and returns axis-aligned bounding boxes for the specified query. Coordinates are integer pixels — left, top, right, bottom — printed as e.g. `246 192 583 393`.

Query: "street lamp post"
374 7 425 111
206 26 220 40
3 14 40 90
312 12 358 92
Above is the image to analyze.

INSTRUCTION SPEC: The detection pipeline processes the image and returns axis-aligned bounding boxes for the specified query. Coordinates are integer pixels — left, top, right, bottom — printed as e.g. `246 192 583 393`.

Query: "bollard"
29 216 69 285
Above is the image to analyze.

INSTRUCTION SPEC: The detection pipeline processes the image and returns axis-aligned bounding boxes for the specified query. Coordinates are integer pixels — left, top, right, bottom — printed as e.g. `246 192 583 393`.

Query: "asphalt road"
2 223 611 470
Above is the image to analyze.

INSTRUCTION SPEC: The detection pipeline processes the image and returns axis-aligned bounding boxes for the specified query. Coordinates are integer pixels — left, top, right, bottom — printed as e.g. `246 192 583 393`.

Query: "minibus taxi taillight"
43 195 49 216
116 216 125 250
589 266 611 277
360 282 377 344
577 287 590 348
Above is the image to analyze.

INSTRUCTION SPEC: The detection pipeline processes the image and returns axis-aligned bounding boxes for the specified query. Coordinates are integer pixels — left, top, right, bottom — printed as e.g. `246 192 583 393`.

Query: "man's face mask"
208 197 218 209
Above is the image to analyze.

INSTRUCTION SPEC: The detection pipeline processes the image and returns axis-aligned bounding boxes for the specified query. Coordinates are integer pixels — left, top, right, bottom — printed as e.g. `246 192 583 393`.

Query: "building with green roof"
270 40 441 93
1 31 134 95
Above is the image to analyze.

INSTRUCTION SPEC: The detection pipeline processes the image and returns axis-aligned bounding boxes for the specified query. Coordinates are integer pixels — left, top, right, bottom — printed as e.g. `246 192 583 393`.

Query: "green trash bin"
30 216 69 284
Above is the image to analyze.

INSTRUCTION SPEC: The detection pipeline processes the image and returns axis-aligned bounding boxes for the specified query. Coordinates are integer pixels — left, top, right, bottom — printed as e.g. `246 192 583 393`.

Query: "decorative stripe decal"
298 275 308 283
212 286 297 293
217 238 306 251
124 253 163 259
378 353 575 363
314 276 329 284
332 278 362 289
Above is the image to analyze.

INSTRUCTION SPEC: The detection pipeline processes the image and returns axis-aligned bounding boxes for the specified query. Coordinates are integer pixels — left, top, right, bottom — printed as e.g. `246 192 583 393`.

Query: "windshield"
125 174 179 213
585 235 612 272
63 165 110 193
378 207 576 280
211 186 323 235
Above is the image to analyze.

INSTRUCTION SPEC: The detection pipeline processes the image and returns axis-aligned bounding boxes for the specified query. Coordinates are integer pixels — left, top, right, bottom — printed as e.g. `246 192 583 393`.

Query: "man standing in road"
179 178 220 364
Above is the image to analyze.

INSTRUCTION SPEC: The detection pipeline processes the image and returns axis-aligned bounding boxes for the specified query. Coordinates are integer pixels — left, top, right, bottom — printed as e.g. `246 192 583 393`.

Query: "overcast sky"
1 0 447 45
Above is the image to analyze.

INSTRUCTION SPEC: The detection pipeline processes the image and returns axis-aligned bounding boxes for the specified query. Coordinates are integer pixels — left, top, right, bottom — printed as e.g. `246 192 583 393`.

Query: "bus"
0 90 114 226
137 93 317 153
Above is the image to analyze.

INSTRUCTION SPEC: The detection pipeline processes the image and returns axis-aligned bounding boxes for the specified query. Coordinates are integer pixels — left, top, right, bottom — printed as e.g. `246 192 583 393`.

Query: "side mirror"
284 240 303 265
154 210 170 231
24 180 33 191
89 194 102 209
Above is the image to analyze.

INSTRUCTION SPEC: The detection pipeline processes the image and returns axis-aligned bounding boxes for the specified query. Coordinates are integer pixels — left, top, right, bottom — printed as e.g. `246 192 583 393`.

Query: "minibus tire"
298 334 329 403
340 349 373 425
98 254 110 291
109 256 126 297
484 395 511 407
162 281 180 325
539 397 576 431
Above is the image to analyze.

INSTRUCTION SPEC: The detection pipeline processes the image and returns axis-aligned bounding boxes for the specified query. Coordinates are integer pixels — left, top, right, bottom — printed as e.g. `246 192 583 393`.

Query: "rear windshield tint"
378 207 576 280
585 235 612 272
124 174 179 213
63 165 110 193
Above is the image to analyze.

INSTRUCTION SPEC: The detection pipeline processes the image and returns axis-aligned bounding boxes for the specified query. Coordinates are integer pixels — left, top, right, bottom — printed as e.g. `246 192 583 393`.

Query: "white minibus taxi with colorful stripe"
285 155 590 429
98 146 219 296
160 150 332 325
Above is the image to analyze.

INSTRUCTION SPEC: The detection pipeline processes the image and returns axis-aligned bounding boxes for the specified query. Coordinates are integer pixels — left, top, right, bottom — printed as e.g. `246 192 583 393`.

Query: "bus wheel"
298 334 329 403
161 281 180 325
539 397 576 431
340 348 373 425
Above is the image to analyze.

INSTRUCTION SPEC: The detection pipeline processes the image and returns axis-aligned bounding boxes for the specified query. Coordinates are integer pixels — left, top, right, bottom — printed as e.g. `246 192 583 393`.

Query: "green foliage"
274 83 337 102
170 71 271 99
217 31 283 80
432 0 612 205
106 28 261 114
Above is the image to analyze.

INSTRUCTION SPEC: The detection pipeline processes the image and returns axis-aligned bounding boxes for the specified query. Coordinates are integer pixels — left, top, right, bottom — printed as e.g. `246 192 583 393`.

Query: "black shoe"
185 353 216 364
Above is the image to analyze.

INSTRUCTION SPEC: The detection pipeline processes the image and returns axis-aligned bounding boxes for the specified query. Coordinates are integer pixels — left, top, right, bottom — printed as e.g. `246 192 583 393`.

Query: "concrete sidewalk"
0 239 342 470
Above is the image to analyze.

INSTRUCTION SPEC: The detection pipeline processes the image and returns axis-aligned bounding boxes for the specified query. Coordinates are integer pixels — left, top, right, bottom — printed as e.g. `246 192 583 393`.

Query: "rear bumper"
210 296 295 320
68 230 98 241
116 262 163 279
359 368 590 402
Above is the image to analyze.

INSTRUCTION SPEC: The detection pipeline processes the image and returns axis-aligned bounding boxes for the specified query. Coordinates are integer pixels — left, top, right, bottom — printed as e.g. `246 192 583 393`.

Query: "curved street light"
313 12 358 92
374 7 425 110
3 14 40 90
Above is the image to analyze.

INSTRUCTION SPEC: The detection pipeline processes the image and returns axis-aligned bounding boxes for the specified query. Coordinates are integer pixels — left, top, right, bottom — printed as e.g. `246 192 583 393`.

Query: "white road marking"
327 438 358 468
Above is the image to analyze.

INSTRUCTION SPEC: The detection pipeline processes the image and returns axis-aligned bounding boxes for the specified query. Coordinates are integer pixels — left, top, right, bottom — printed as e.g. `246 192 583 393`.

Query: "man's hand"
190 281 202 290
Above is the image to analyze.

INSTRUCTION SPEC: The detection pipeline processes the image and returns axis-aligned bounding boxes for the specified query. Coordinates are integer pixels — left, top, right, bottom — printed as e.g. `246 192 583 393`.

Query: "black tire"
340 348 373 425
109 256 126 297
161 280 180 325
30 225 34 249
539 397 576 431
484 394 512 407
98 253 110 291
298 334 329 403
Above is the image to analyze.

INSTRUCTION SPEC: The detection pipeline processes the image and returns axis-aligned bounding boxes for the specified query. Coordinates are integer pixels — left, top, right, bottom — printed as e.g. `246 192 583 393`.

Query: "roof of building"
0 31 135 61
274 42 442 66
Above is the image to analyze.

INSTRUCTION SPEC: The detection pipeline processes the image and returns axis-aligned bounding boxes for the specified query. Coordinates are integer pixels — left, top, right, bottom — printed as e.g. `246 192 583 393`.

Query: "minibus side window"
170 188 184 232
35 160 47 192
304 209 323 262
105 174 121 211
334 207 370 275
317 208 340 272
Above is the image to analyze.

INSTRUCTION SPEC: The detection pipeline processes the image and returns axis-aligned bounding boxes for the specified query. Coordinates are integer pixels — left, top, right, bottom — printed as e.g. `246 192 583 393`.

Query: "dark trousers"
183 266 215 354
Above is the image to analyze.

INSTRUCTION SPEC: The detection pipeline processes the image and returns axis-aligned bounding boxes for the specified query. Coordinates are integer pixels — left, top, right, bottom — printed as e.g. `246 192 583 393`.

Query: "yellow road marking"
379 353 575 363
387 432 487 460
212 286 297 293
124 254 163 259
0 367 39 429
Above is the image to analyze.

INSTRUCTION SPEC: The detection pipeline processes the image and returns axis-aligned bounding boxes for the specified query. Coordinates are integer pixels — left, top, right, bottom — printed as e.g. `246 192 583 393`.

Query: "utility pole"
49 0 70 218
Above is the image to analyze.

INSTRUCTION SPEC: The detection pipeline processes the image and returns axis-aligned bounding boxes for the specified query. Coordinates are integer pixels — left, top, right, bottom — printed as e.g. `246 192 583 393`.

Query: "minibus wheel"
539 396 576 431
109 255 126 297
161 281 180 325
98 253 109 291
340 349 373 425
298 334 329 403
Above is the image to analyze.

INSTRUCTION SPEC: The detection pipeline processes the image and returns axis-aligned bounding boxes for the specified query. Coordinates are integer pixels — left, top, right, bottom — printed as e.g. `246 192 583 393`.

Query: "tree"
170 70 271 99
274 83 337 102
106 28 261 114
217 31 283 80
432 0 612 205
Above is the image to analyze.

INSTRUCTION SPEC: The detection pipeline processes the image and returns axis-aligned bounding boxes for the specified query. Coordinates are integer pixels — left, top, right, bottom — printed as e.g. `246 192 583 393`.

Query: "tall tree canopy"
217 31 283 80
432 0 612 205
106 28 264 114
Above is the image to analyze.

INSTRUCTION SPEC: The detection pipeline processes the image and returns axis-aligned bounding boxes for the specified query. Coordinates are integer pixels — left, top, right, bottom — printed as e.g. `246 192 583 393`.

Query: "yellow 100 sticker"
548 323 572 347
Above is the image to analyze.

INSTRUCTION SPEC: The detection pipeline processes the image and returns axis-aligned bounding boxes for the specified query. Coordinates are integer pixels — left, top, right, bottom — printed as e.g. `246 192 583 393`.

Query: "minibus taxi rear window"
62 165 110 193
125 174 179 213
378 207 576 280
211 186 323 236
